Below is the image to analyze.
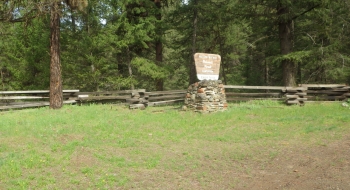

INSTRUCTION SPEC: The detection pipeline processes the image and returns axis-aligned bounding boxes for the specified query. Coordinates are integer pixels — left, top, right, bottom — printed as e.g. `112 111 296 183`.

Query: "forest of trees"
1 0 350 107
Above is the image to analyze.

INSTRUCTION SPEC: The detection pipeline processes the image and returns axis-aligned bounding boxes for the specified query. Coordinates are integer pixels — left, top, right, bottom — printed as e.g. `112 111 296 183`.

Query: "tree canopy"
1 0 349 95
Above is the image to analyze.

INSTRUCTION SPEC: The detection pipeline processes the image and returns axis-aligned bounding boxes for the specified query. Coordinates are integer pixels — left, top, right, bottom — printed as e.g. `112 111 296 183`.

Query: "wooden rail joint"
284 87 308 105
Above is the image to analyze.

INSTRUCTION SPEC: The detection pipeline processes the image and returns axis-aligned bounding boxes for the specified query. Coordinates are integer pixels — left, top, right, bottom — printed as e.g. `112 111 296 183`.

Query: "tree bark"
264 42 269 86
71 10 76 33
0 68 4 90
49 1 63 109
218 32 227 85
297 62 302 84
190 0 198 85
277 2 295 87
154 0 163 91
127 47 134 90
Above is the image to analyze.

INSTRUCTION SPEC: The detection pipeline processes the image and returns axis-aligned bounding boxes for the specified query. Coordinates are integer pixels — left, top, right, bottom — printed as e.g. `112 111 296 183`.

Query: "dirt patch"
243 136 350 190
58 134 84 145
70 146 98 168
125 136 350 190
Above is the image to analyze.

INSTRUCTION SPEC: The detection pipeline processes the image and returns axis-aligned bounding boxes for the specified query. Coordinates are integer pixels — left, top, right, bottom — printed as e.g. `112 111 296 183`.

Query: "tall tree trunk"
0 67 4 90
71 10 76 32
297 62 302 84
218 33 227 84
49 1 63 109
127 47 134 90
264 60 270 85
277 2 295 87
189 0 198 85
154 0 163 91
264 42 269 86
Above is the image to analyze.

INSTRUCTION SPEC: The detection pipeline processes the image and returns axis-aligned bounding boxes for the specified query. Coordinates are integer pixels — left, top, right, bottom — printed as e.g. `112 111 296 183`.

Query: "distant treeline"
1 0 350 93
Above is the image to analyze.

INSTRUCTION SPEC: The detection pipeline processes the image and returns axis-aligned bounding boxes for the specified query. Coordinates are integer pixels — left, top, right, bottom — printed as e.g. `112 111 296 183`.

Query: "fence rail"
0 90 79 110
1 84 349 110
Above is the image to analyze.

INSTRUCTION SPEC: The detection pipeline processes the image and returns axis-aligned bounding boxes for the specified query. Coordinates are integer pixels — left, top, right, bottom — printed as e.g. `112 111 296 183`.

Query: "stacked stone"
184 80 227 113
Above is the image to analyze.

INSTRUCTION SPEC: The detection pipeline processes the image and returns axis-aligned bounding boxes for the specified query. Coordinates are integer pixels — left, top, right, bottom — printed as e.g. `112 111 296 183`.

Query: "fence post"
285 87 308 105
128 90 148 109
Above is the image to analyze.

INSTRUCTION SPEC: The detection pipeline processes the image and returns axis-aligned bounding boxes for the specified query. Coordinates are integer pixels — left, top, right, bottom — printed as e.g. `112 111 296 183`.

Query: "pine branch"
292 4 320 20
0 7 43 23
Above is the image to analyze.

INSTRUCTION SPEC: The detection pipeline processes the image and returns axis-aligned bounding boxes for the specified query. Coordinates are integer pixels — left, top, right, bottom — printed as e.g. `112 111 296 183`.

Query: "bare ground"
124 135 350 190
244 136 350 190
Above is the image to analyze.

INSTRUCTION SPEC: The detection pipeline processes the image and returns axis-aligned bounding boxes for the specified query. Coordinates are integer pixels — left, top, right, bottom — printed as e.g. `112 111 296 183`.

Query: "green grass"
0 101 349 189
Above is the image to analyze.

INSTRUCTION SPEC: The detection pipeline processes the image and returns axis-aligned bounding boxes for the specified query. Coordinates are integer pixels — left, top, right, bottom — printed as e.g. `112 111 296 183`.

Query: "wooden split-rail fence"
224 85 308 105
0 90 78 110
0 84 349 110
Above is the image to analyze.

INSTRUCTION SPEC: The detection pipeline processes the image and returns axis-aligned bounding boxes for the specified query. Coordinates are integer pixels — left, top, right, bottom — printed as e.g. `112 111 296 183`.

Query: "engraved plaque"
194 53 221 80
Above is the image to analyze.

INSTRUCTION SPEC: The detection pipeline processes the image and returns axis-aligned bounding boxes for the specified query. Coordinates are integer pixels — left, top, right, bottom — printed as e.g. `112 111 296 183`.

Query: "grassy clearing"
1 101 350 189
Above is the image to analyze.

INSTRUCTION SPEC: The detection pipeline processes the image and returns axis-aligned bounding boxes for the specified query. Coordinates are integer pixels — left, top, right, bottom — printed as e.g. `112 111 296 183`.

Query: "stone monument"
184 53 227 113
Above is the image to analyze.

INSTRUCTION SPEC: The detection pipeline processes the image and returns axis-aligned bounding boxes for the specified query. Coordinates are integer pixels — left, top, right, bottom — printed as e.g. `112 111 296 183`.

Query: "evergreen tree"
167 0 250 85
49 0 88 109
1 0 350 93
235 0 350 86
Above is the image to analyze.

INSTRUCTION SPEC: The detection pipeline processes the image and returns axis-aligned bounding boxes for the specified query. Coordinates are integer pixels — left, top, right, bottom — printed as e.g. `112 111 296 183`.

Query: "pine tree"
49 0 87 109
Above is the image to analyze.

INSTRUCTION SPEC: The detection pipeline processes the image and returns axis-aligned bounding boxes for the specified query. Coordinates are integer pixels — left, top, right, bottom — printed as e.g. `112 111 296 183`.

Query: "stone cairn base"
184 80 227 113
